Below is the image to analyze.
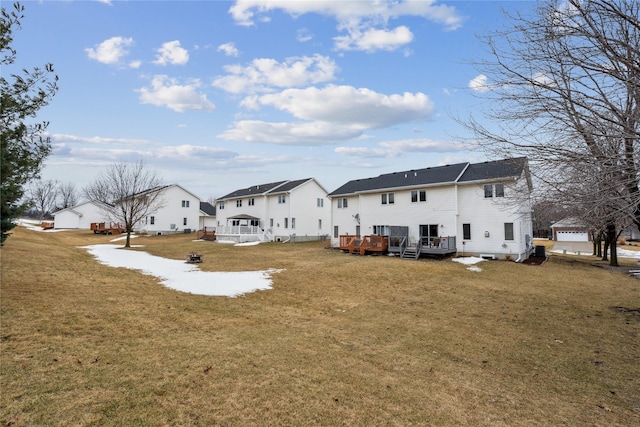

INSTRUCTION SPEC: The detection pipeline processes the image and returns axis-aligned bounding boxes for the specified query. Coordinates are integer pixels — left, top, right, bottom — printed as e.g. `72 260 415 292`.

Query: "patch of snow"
551 247 640 258
452 256 486 272
452 256 486 265
80 244 283 297
109 234 138 242
18 219 67 232
234 241 261 246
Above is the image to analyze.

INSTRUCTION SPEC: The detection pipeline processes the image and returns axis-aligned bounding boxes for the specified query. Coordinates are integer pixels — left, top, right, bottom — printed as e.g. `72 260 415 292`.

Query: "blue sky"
13 0 533 200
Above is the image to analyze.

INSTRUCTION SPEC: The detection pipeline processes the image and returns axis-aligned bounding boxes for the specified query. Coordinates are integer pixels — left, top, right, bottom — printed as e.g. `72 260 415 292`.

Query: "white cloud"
335 138 465 158
212 54 338 94
51 133 150 146
229 0 463 30
469 74 490 93
129 60 142 69
218 120 363 145
137 75 215 112
219 85 434 145
217 42 240 57
253 85 433 128
155 145 237 160
153 40 189 65
334 26 413 52
297 28 313 43
228 0 464 52
85 36 134 65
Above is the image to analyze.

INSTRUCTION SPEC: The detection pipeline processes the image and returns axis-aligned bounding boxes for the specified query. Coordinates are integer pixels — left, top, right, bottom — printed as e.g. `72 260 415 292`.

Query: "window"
485 184 505 198
317 198 324 207
270 218 274 227
278 195 286 204
334 226 339 238
236 200 242 207
463 223 471 240
181 200 190 208
183 217 187 226
381 192 395 205
284 218 289 229
318 219 322 230
250 219 259 227
150 216 155 225
504 223 514 240
338 198 348 208
291 218 296 229
219 201 225 210
411 190 427 203
373 225 390 236
248 198 255 206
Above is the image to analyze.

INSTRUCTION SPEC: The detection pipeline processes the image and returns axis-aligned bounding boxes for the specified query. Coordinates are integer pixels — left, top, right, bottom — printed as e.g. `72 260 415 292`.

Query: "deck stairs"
401 240 422 260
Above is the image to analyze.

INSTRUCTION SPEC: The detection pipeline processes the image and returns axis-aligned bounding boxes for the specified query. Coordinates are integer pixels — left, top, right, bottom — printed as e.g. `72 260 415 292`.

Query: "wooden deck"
91 222 124 235
197 227 217 241
339 235 389 255
389 236 458 259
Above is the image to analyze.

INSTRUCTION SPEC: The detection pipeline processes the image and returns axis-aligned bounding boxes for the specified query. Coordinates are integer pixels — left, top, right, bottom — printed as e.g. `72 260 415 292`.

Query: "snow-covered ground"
453 256 486 272
80 244 283 297
551 247 640 258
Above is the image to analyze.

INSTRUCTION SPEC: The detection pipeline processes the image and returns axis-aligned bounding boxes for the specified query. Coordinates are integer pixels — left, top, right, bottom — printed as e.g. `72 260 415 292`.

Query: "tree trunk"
607 223 618 267
602 236 609 261
125 231 131 248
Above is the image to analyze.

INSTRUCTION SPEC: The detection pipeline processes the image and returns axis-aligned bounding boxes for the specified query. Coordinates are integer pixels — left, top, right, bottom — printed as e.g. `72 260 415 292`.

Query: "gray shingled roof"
199 202 216 216
457 157 527 182
328 158 527 197
267 178 313 194
219 181 287 200
219 178 315 200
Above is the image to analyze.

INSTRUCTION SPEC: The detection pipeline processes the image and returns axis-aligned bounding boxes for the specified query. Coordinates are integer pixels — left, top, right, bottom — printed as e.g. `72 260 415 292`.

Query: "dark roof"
219 181 287 200
267 178 313 193
457 157 527 182
328 158 527 197
199 202 216 216
218 178 315 200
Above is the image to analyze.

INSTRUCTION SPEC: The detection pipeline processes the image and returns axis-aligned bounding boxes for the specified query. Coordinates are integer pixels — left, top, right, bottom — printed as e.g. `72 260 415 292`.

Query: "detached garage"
53 201 111 229
551 218 590 242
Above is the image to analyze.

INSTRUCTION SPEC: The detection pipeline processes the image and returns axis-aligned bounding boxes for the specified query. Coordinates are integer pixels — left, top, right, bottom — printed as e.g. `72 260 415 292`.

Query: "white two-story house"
135 184 202 235
328 158 534 261
216 178 331 242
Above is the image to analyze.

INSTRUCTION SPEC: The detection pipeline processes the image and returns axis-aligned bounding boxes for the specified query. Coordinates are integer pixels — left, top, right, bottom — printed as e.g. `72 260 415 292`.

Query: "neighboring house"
328 158 534 261
215 178 331 242
550 217 590 242
134 184 202 235
52 200 112 229
199 201 216 230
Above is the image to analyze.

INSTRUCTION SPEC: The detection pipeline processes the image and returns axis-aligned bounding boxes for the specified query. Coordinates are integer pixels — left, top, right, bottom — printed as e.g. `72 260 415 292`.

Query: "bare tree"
84 161 165 247
28 179 58 220
462 0 640 266
57 181 78 209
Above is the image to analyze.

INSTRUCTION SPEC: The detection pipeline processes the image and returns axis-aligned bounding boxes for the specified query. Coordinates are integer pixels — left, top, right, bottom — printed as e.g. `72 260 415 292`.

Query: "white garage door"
556 231 588 241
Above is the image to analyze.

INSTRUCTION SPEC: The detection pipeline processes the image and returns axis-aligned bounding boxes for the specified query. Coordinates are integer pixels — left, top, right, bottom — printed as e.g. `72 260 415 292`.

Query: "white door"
556 231 588 241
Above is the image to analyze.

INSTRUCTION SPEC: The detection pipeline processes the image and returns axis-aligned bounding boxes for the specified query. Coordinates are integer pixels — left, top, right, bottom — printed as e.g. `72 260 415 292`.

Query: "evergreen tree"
1 2 58 244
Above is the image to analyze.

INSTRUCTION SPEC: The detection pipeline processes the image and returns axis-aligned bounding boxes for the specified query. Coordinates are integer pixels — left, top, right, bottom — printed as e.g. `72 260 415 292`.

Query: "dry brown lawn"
1 226 638 426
